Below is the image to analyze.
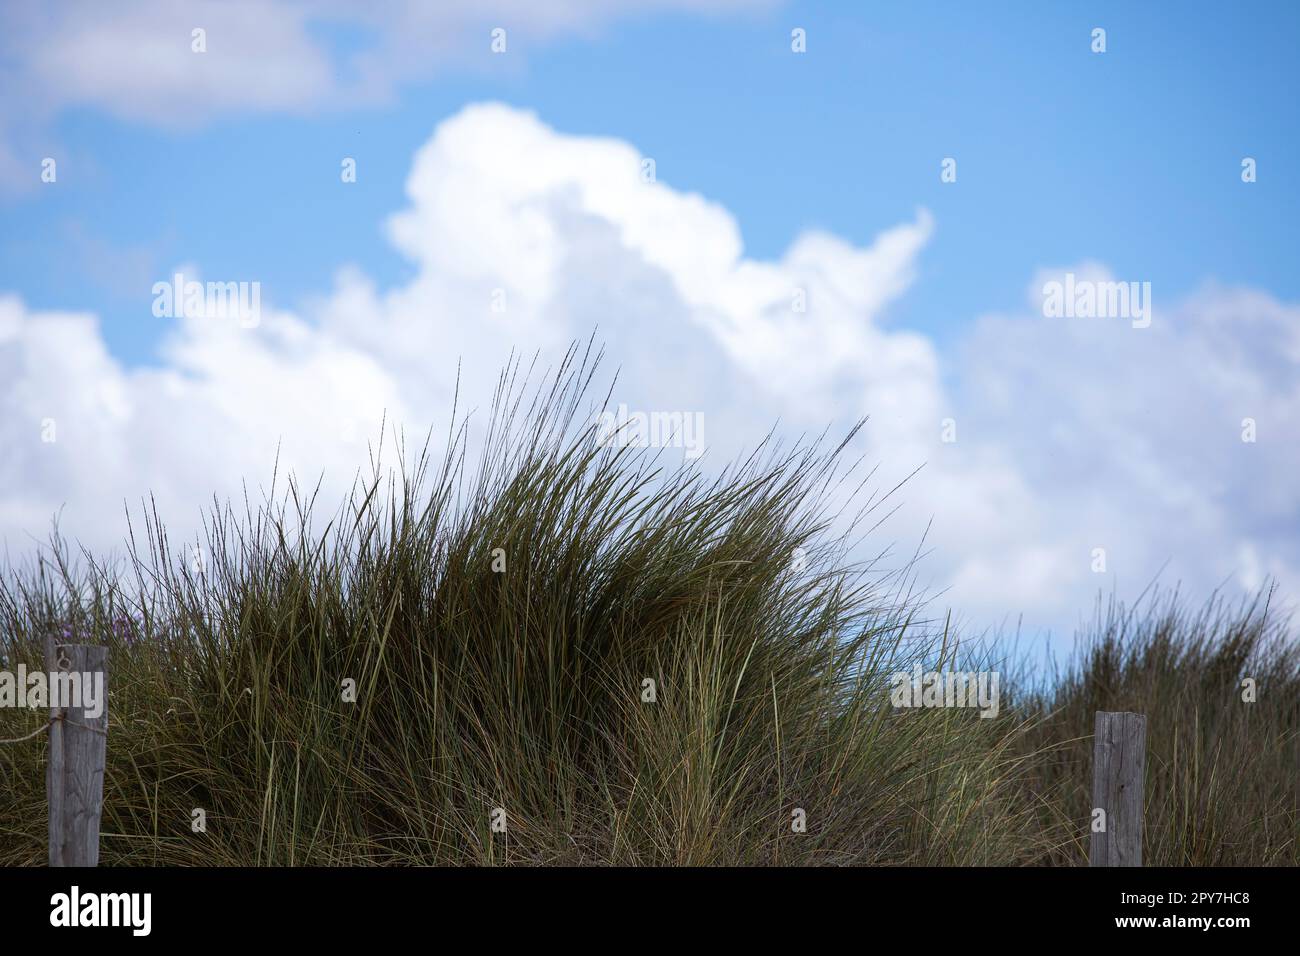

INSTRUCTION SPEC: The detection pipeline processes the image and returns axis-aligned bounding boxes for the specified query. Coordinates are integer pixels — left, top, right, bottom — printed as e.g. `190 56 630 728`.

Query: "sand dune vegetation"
2 351 1295 866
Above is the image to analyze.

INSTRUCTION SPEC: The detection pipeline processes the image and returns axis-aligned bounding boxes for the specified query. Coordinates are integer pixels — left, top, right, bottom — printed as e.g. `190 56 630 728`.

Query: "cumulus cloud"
0 287 408 559
939 269 1300 621
1 103 1295 641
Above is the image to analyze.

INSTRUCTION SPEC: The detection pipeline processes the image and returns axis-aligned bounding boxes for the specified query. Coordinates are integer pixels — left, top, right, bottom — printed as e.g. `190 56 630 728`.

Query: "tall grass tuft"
0 348 1032 865
0 347 1294 865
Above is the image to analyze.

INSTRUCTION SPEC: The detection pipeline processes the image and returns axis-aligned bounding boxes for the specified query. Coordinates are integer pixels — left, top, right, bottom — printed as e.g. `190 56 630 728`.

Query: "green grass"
1017 588 1299 865
1 348 1295 865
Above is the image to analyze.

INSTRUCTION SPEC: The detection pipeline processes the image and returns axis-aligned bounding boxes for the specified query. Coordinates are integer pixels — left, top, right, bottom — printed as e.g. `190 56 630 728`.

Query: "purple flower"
112 615 139 648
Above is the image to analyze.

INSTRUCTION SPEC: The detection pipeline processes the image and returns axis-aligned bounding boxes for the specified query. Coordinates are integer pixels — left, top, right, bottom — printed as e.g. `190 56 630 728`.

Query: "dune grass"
1017 588 1299 865
0 348 1295 865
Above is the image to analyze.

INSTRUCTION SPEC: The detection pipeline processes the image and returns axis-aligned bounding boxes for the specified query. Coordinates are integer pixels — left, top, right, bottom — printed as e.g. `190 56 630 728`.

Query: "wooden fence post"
44 641 108 867
1090 710 1145 867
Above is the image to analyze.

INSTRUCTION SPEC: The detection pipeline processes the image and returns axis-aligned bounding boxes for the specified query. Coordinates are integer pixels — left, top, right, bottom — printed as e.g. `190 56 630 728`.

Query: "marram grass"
1 349 1295 865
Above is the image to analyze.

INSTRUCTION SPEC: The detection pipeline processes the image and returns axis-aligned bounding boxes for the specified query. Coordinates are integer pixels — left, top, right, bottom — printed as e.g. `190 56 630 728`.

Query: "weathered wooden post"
44 640 108 866
1090 710 1145 867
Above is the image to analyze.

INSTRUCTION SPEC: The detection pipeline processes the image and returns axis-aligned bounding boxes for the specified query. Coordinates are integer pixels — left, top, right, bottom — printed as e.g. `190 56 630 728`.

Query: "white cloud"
937 270 1300 623
0 0 775 193
0 291 408 557
1 103 1296 642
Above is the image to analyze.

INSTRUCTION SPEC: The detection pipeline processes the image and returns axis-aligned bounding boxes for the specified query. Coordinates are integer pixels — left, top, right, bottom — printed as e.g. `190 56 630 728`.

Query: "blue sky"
2 0 1297 646
7 2 1298 364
